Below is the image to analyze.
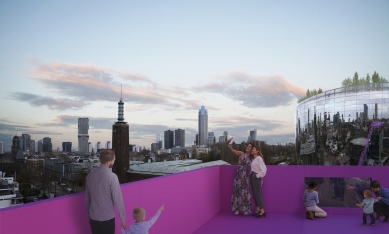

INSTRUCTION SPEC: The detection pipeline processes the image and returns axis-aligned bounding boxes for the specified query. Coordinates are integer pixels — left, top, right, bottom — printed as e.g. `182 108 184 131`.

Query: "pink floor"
193 212 389 234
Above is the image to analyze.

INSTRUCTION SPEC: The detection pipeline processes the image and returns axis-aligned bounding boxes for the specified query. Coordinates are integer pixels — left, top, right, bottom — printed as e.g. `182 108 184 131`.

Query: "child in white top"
122 205 164 234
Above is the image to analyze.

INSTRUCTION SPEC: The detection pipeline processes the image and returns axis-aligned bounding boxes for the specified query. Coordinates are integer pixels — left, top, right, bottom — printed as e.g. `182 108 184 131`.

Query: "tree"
365 73 371 83
372 71 380 83
180 149 188 160
191 146 198 159
318 88 323 94
352 72 359 85
342 78 352 87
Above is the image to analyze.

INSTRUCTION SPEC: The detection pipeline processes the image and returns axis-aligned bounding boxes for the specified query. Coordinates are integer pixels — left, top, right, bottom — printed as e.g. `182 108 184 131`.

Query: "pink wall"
220 165 389 215
2 165 389 234
0 166 221 234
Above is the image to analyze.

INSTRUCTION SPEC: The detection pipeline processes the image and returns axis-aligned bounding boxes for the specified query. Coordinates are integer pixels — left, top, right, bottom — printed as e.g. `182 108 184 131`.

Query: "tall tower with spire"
112 85 130 183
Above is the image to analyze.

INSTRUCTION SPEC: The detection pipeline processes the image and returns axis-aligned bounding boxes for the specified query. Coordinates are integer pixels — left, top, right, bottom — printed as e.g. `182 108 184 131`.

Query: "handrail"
358 121 384 166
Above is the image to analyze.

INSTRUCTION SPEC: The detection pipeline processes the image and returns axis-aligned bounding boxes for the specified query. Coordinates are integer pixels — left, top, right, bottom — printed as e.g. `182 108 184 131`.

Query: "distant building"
198 106 208 146
151 143 159 152
156 134 161 144
42 137 52 152
96 142 102 152
18 136 23 152
112 88 130 184
128 160 229 182
37 140 43 153
208 132 215 146
30 140 35 152
21 134 31 152
129 144 136 152
26 158 45 168
164 130 174 149
88 142 93 153
248 129 257 143
78 118 89 153
62 142 72 153
0 141 3 154
158 141 163 150
219 136 226 143
106 141 112 149
12 136 20 154
175 129 185 147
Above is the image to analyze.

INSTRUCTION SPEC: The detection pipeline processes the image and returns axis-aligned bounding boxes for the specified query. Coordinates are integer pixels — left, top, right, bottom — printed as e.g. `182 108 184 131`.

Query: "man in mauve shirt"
86 149 127 234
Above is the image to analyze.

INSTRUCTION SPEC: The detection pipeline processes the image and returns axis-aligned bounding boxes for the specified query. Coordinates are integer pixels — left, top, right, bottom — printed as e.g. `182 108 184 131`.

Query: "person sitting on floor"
303 181 327 220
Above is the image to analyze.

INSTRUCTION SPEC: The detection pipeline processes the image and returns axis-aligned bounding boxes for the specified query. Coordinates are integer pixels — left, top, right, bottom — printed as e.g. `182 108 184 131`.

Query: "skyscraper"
112 87 130 184
249 129 257 143
78 118 89 153
198 106 208 146
208 132 215 146
164 130 174 149
175 129 185 147
62 142 72 153
30 140 35 152
42 137 52 152
37 140 43 153
88 142 93 153
106 141 112 149
0 141 3 154
156 134 160 143
97 142 102 152
22 134 31 152
12 135 20 154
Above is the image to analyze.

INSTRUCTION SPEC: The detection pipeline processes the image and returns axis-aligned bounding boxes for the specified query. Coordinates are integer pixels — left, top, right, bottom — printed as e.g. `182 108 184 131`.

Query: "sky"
1 0 389 151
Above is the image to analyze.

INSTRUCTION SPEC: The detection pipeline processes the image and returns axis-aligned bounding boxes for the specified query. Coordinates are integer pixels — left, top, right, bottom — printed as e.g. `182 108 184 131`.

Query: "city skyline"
1 1 389 151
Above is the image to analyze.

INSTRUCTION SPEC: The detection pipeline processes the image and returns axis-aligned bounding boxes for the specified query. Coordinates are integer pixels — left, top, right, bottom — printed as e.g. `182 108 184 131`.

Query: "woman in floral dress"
227 138 253 216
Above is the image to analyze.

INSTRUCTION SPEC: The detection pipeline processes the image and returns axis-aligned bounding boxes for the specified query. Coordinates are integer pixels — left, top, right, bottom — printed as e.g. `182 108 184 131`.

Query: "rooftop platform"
1 165 388 234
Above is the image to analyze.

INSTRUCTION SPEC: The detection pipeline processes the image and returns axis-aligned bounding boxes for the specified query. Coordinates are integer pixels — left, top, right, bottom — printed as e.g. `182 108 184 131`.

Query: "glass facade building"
295 83 389 166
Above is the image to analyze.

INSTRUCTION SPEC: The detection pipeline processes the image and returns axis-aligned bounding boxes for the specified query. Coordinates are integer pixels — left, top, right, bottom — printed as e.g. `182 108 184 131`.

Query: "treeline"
297 71 387 103
297 88 323 103
341 71 387 86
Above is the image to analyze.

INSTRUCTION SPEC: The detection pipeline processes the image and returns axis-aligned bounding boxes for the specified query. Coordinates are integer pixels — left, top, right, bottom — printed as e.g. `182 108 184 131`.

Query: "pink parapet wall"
1 165 389 234
0 166 221 234
220 165 389 215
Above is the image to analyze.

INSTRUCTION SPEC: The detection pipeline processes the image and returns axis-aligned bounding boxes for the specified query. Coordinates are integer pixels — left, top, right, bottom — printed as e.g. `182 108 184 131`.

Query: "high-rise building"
37 140 43 153
156 134 161 144
88 142 93 153
30 140 35 152
158 141 163 150
207 132 215 146
96 142 102 152
12 135 20 154
219 136 226 143
106 141 112 149
78 118 89 153
22 134 31 152
151 143 159 152
112 87 130 184
248 129 257 143
62 142 72 153
0 141 3 154
174 129 185 147
198 106 208 146
18 136 24 152
42 137 52 152
164 130 174 149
